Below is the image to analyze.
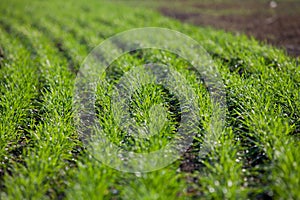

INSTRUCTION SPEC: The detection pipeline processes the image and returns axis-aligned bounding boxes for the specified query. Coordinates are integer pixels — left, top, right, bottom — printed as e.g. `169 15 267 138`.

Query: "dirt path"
159 0 300 57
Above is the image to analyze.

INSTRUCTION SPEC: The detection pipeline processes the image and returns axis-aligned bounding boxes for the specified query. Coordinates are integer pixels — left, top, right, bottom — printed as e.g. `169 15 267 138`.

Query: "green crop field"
0 0 299 199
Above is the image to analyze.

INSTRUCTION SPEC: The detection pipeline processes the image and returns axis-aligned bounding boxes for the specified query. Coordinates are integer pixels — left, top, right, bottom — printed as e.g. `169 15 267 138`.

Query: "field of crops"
0 0 299 199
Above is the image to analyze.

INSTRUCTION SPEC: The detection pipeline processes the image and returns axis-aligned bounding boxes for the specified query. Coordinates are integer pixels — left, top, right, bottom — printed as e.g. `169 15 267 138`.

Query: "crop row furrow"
0 26 41 196
2 7 86 74
0 10 81 199
227 71 300 198
0 19 38 57
24 7 196 198
42 6 197 199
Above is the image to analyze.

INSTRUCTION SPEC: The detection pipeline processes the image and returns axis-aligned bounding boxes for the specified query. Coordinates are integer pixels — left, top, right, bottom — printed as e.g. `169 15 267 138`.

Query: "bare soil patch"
159 0 300 57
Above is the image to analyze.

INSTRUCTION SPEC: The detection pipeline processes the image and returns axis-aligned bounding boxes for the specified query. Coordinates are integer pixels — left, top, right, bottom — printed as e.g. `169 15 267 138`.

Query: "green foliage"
0 0 299 199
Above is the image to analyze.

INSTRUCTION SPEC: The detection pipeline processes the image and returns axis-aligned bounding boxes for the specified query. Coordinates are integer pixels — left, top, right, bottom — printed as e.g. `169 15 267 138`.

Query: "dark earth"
119 0 300 57
158 0 300 57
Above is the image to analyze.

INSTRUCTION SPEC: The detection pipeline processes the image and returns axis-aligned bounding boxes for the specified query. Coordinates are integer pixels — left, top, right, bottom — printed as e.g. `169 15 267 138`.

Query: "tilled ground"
159 0 300 57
